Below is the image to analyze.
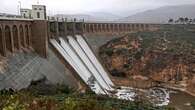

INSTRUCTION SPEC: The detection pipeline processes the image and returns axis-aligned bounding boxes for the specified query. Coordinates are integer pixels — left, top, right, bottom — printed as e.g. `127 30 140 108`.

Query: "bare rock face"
111 55 125 69
99 31 195 95
187 76 195 94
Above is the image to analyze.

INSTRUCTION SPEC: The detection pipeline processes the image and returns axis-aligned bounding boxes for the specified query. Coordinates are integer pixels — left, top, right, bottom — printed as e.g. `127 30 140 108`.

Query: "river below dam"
115 87 195 109
169 91 195 110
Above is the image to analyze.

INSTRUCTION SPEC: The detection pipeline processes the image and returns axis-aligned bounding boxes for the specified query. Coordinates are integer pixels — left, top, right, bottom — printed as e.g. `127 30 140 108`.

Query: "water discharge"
50 39 106 94
76 35 114 87
67 36 112 90
50 36 171 106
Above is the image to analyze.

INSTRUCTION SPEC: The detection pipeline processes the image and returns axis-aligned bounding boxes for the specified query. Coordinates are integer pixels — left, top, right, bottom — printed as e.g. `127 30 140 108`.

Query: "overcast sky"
1 0 195 16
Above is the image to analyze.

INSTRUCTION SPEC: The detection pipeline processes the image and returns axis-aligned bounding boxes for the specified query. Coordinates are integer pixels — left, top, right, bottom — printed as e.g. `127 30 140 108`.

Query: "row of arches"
84 23 149 33
0 24 31 56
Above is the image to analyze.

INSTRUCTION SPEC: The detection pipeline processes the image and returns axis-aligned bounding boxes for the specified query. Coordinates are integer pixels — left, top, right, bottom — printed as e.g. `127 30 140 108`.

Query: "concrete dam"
0 17 159 101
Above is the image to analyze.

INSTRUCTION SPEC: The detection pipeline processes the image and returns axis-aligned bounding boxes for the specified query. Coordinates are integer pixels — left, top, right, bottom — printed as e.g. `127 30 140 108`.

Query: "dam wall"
0 48 78 90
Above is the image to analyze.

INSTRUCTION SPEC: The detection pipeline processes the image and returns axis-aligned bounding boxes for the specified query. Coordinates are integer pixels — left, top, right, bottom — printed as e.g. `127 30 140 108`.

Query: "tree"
193 18 195 24
175 20 179 24
178 17 184 24
189 19 193 24
184 17 189 24
168 18 174 24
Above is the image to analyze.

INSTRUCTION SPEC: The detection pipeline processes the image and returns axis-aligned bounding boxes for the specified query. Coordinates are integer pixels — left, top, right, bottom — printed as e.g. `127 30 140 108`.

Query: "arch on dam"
90 24 94 32
81 23 152 33
124 24 126 31
119 24 122 32
104 24 107 32
5 25 12 52
128 24 131 31
99 24 102 32
124 24 127 31
110 24 113 32
97 24 100 32
102 24 106 32
25 25 30 47
106 24 109 32
86 24 90 33
145 24 149 30
105 24 108 32
141 24 144 30
94 24 97 32
28 25 31 46
12 25 19 50
84 24 88 33
132 24 135 30
0 26 3 55
19 25 25 47
114 24 117 32
136 24 139 30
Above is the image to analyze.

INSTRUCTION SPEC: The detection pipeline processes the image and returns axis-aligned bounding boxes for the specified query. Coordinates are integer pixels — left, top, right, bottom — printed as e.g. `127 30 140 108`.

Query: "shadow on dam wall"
0 48 78 91
84 33 125 54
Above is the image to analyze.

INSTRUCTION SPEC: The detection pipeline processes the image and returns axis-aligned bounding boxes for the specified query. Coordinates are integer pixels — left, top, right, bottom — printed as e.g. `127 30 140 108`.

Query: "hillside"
99 24 195 96
121 4 195 23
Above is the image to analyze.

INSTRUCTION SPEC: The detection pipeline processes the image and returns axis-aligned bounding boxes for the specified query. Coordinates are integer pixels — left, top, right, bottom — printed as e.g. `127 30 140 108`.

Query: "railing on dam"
48 20 153 38
48 18 155 38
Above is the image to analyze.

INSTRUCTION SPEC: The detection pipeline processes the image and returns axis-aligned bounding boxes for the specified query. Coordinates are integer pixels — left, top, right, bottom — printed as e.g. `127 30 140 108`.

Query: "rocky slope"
99 24 195 96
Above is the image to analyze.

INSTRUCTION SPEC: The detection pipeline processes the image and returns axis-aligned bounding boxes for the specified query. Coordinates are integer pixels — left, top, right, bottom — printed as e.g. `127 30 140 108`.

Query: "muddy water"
169 91 195 110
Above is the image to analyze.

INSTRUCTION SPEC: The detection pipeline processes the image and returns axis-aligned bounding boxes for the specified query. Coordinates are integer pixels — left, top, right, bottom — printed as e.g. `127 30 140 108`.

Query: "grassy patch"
0 86 175 110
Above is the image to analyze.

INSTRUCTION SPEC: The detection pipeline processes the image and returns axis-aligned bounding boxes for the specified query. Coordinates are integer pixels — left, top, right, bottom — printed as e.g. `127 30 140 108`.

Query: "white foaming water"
148 88 170 106
67 36 112 91
76 35 114 87
115 87 136 101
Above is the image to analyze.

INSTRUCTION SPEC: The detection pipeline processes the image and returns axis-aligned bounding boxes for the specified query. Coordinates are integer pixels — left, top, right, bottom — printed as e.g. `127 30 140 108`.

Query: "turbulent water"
115 87 170 106
116 86 195 109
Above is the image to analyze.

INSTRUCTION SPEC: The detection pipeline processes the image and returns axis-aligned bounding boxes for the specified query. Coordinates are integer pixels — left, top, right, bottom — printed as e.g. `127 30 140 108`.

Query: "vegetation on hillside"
168 17 195 24
0 83 175 110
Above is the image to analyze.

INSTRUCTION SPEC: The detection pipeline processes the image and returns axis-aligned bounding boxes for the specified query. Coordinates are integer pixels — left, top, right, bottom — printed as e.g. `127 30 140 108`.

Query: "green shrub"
0 89 175 110
105 48 113 56
191 101 195 109
2 95 26 110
